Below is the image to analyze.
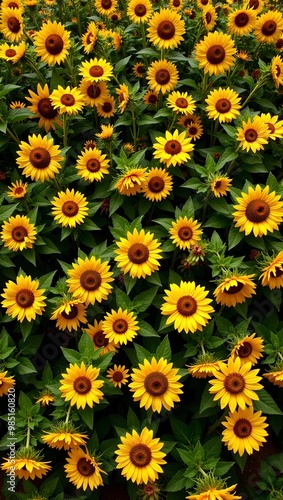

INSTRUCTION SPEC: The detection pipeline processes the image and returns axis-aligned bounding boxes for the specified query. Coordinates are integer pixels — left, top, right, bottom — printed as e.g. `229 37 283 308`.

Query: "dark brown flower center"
80 270 102 291
86 158 101 172
235 12 249 27
93 330 109 347
270 266 283 278
134 4 146 16
77 457 95 476
101 0 112 9
157 21 175 40
45 34 64 55
184 118 194 126
12 225 28 242
62 200 79 217
207 45 226 64
275 64 281 77
201 0 208 4
148 94 158 104
276 39 283 49
113 371 123 382
215 98 231 113
86 32 95 44
144 372 168 396
262 20 277 37
6 48 16 57
224 282 244 294
128 243 149 264
175 97 188 109
61 305 78 319
205 12 212 23
87 84 95 98
102 102 113 112
29 147 51 169
224 373 245 394
129 444 152 467
267 122 275 134
237 341 253 358
8 2 19 7
188 126 198 136
16 289 34 308
60 94 75 106
73 376 91 394
248 0 258 8
164 140 181 155
244 128 258 142
112 319 128 334
89 65 104 77
173 0 180 5
8 17 20 33
245 199 270 222
178 226 193 241
148 176 165 193
14 186 24 194
214 180 222 189
38 97 58 119
233 418 252 437
177 295 197 316
155 69 170 85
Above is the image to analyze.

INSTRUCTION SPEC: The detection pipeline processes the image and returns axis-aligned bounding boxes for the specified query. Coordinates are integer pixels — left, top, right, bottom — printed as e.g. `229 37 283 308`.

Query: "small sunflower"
116 83 129 114
187 482 241 500
114 228 162 279
209 357 263 412
79 79 109 107
260 113 283 140
115 167 147 196
147 59 179 95
178 113 202 129
95 123 114 139
115 427 166 485
230 333 264 366
275 35 283 52
237 49 252 61
187 355 223 379
33 20 71 65
26 83 60 132
142 167 173 202
214 273 256 307
95 0 118 16
271 55 283 88
102 308 140 345
16 133 63 182
50 299 87 331
259 251 283 289
263 367 283 388
236 116 269 153
244 0 264 15
227 8 256 36
64 447 105 490
202 4 218 31
196 0 210 9
85 319 119 355
143 89 159 106
129 357 183 413
1 0 24 10
51 188 89 228
0 7 24 42
76 147 110 182
147 8 185 50
167 91 196 115
0 40 25 63
153 129 194 168
169 0 184 11
1 275 46 322
0 371 15 396
188 122 204 140
222 406 268 456
169 216 202 250
1 448 51 480
254 10 283 44
107 364 130 387
127 0 153 24
1 214 36 252
161 281 214 334
210 176 232 197
7 180 28 199
79 57 113 83
233 185 283 237
133 62 145 78
95 94 115 118
35 392 55 406
50 85 85 115
59 362 104 409
42 424 88 450
205 87 241 123
195 31 236 76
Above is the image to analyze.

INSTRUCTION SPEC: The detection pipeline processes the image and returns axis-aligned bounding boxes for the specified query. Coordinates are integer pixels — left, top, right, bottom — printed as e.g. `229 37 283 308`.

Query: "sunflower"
50 299 87 331
102 308 140 345
259 251 283 289
233 185 283 237
133 62 145 78
0 7 24 42
95 123 114 139
6 180 28 199
142 167 173 202
236 116 269 153
263 368 283 388
64 447 105 490
187 355 222 379
210 176 232 197
178 113 202 129
196 0 210 9
260 113 283 140
275 35 283 52
114 228 162 279
59 362 104 409
35 392 55 406
127 0 153 23
271 55 283 88
115 167 147 196
227 8 256 36
186 483 242 500
205 87 241 123
222 406 268 456
76 147 110 182
42 424 88 450
244 0 264 15
147 8 185 50
51 188 89 228
1 214 36 252
188 122 204 140
85 319 119 355
115 427 166 485
116 83 129 114
161 281 214 334
213 273 256 307
26 83 60 132
0 371 15 396
96 95 116 118
1 274 46 323
237 50 252 61
79 57 113 83
107 364 130 387
49 85 85 115
170 0 184 11
95 0 118 16
195 31 236 76
254 10 283 44
147 59 179 95
0 40 25 63
169 216 202 250
81 21 98 54
129 357 183 413
1 0 24 10
153 129 194 168
79 79 109 108
16 133 63 182
230 333 264 366
1 449 51 480
33 20 71 65
67 256 113 306
209 357 263 412
143 89 159 106
166 91 196 115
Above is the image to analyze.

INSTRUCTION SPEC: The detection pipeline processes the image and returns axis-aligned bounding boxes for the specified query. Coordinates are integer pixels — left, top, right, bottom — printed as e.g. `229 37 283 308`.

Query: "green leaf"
114 55 132 74
132 286 159 313
166 470 187 492
0 203 18 222
137 115 160 126
199 383 217 414
170 417 191 444
16 357 37 375
228 225 244 250
61 347 81 364
0 84 20 98
78 405 94 429
127 407 140 431
109 192 124 216
253 389 283 415
156 335 171 361
38 271 56 290
115 287 132 310
216 147 238 169
138 319 159 337
134 343 152 364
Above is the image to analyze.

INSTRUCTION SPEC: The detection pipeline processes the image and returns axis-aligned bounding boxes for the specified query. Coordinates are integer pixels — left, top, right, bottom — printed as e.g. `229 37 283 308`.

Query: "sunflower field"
1 0 283 498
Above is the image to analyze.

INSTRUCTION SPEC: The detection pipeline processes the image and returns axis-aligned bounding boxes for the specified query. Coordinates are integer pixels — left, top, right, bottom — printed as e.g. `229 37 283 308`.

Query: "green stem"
131 109 138 150
210 119 219 147
6 125 20 144
25 56 46 86
62 113 69 149
197 466 208 478
277 351 283 362
65 404 71 425
241 74 270 109
199 342 206 356
26 424 31 448
200 72 209 122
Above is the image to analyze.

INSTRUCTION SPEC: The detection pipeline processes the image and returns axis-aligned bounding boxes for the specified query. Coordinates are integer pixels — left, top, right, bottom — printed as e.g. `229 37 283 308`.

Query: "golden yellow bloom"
79 57 113 83
187 483 241 500
127 0 153 24
147 59 179 94
85 319 119 355
102 308 140 345
76 147 110 182
260 113 283 140
115 168 147 196
244 0 264 15
26 83 60 132
0 7 24 42
236 116 269 153
202 4 218 31
33 20 71 65
95 123 114 139
210 176 232 197
153 129 194 168
59 362 104 409
96 95 116 118
50 85 85 115
227 8 256 36
35 393 55 406
222 406 268 456
167 91 196 115
1 0 24 11
1 214 36 251
133 62 145 78
81 21 97 54
16 133 63 182
1 275 46 322
2 452 51 480
169 216 202 250
205 87 241 123
142 167 173 202
42 425 88 450
143 89 159 106
51 188 89 227
263 368 283 388
271 55 283 88
116 83 129 113
0 40 25 63
95 0 118 16
107 364 130 387
50 299 87 331
254 10 283 44
214 273 256 307
195 31 236 76
259 251 283 289
79 79 109 107
147 8 185 50
230 333 264 366
6 180 28 199
64 447 106 490
0 371 15 396
187 359 222 379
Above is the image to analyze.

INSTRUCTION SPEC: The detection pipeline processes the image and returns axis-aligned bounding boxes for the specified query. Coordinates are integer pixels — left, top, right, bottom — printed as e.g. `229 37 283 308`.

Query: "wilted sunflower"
59 362 104 409
167 91 196 115
50 85 85 115
263 367 283 388
116 83 129 113
0 40 25 63
50 299 87 331
51 188 89 227
115 167 147 196
202 4 218 31
254 10 283 44
153 129 194 168
260 113 283 140
114 228 162 279
42 424 88 450
1 214 36 252
102 308 140 345
33 20 71 65
169 216 202 250
26 83 60 132
259 251 283 289
214 273 256 307
233 184 283 237
210 176 232 197
7 180 27 199
64 447 105 490
236 116 269 153
187 355 222 379
79 79 109 107
142 167 173 202
0 7 24 42
1 449 51 480
187 482 241 500
129 356 183 413
227 8 256 36
161 281 214 334
76 147 110 182
195 31 236 76
66 256 114 305
209 357 263 412
115 427 166 485
79 57 113 83
205 87 241 123
222 406 268 456
147 59 179 94
1 275 46 322
16 133 63 182
0 371 15 396
230 333 264 366
127 0 153 23
107 364 130 387
271 55 283 88
147 8 185 50
85 319 119 355
96 95 116 118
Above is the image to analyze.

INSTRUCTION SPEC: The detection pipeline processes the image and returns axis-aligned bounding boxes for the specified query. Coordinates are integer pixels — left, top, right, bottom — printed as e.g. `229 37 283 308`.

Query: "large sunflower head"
50 85 85 115
147 8 185 50
59 362 104 409
213 273 256 307
259 251 283 289
205 87 241 123
152 129 194 168
76 146 110 182
195 31 236 76
1 274 46 323
166 91 196 115
16 133 63 182
254 10 283 44
227 8 256 36
26 83 61 132
127 0 153 24
85 319 119 355
1 214 36 252
222 406 268 456
33 20 71 65
107 364 130 387
51 188 89 227
0 7 24 42
95 0 118 16
79 57 113 83
0 40 26 63
169 216 202 250
115 167 147 196
142 167 173 202
232 184 283 237
102 308 140 345
230 333 264 366
64 447 105 490
244 0 264 15
147 59 179 95
236 116 269 153
50 298 87 331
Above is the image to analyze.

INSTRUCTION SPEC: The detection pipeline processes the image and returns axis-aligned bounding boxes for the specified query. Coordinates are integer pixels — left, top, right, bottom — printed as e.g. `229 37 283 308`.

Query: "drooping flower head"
1 447 51 480
0 371 15 396
259 251 283 289
50 299 87 331
115 168 147 196
213 273 256 307
42 423 88 450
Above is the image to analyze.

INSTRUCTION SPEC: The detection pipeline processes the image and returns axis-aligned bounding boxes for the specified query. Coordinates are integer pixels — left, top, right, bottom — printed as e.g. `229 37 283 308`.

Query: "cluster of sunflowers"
1 0 283 498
